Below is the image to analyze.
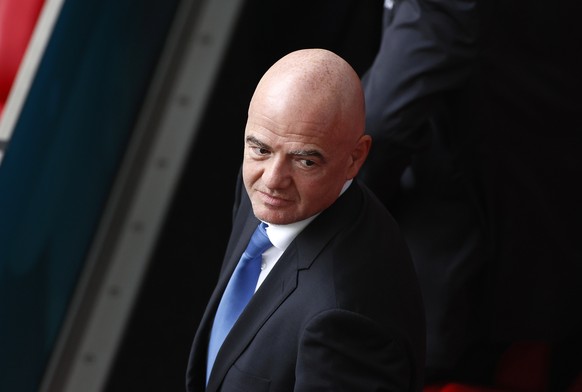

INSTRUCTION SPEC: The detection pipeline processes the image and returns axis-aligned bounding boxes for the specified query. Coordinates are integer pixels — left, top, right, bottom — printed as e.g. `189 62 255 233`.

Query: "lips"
257 190 292 208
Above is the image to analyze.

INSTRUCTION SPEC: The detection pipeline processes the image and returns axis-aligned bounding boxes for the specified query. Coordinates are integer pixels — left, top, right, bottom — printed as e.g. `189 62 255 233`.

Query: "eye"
298 158 317 168
294 150 323 169
251 146 270 156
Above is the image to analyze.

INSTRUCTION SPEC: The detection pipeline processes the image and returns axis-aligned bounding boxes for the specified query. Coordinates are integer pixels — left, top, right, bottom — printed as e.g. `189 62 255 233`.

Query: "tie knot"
244 222 272 259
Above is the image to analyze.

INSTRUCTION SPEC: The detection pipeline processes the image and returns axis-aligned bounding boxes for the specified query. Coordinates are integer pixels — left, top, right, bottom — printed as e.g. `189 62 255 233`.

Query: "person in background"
186 48 425 392
359 0 582 389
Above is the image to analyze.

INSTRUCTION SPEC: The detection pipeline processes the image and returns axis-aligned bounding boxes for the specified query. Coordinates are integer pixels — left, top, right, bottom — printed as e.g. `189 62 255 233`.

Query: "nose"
262 156 291 189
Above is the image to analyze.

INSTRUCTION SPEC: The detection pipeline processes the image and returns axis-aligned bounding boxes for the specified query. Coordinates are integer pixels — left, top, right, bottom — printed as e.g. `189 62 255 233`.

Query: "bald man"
186 49 425 392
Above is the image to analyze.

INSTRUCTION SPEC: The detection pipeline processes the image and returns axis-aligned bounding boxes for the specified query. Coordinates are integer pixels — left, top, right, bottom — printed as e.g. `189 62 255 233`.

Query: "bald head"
249 48 366 143
242 49 372 224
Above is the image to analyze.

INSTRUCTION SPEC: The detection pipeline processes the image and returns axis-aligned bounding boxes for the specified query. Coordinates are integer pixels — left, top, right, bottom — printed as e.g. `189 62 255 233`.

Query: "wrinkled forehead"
248 90 352 157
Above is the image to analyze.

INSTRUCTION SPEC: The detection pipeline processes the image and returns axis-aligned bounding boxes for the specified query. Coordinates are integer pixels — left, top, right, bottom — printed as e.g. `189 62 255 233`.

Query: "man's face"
242 93 353 225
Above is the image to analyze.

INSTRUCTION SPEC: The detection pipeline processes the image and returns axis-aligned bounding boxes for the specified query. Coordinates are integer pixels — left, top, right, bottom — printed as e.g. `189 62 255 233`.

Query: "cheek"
242 160 258 183
243 161 270 198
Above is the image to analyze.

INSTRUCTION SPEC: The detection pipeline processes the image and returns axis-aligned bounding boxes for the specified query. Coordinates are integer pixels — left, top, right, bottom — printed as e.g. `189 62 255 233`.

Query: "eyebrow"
246 135 268 148
246 135 325 160
290 149 324 160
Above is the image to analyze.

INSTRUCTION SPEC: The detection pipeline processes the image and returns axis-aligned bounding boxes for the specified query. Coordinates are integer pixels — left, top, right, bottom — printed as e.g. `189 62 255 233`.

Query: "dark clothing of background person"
359 0 582 387
187 176 426 392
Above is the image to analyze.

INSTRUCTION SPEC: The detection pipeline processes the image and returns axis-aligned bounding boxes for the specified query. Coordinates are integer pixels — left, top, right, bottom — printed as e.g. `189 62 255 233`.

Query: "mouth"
257 190 292 208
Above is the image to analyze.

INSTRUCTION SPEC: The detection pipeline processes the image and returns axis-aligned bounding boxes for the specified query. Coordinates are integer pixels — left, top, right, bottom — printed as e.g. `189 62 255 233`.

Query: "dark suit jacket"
186 178 425 391
360 0 582 377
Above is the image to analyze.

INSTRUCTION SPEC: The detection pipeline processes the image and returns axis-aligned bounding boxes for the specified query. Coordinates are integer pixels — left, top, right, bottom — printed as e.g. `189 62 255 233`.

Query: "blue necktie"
206 222 272 383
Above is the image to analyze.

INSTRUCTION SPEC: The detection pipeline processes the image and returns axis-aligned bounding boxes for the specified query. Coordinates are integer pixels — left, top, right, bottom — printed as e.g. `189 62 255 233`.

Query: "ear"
347 134 372 179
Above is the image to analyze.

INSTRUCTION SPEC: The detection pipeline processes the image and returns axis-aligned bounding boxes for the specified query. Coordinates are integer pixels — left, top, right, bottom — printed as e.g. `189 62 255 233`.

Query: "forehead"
247 106 328 134
245 114 330 154
245 64 351 154
246 92 341 143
